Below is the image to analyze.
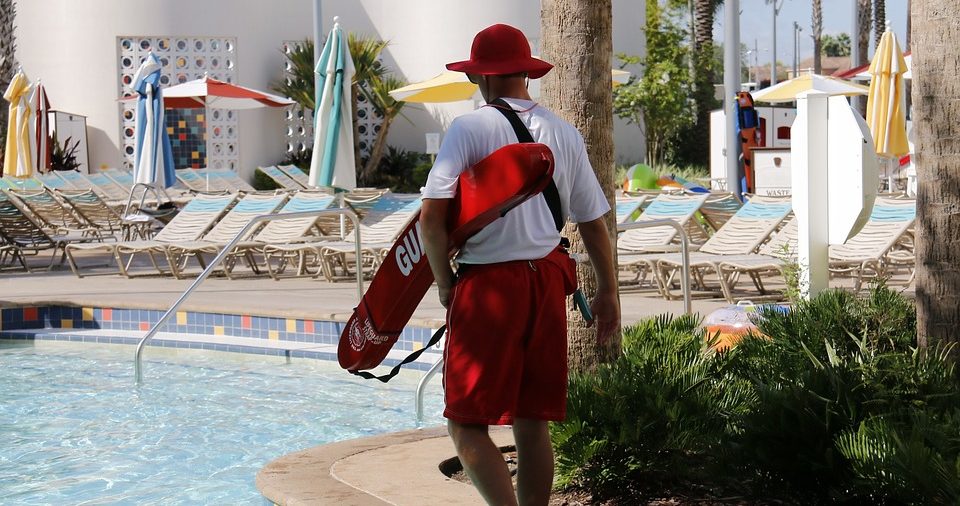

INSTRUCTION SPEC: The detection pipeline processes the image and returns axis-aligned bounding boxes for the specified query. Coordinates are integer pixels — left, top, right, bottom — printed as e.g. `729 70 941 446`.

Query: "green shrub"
554 286 960 504
552 314 754 499
253 169 281 191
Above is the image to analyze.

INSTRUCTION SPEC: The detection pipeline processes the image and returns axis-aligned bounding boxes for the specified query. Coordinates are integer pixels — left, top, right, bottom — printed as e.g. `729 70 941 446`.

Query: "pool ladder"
414 218 692 423
134 207 364 384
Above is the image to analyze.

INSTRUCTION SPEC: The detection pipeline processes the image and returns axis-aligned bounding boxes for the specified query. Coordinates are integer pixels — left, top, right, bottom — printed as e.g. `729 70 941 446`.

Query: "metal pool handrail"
134 208 363 384
415 219 693 423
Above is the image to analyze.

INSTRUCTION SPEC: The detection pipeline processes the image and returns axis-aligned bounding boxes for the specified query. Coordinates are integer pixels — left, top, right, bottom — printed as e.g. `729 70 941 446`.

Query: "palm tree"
857 0 872 68
874 0 886 49
689 0 722 167
911 0 960 348
812 0 822 74
357 75 406 184
541 0 620 371
0 0 16 156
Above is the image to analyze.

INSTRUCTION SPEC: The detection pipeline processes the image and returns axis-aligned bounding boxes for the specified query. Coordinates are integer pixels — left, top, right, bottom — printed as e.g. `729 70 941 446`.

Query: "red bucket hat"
446 24 553 79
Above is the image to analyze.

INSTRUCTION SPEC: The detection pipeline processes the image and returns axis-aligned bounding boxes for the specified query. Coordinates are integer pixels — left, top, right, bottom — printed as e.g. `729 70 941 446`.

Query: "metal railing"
134 208 362 384
414 220 693 422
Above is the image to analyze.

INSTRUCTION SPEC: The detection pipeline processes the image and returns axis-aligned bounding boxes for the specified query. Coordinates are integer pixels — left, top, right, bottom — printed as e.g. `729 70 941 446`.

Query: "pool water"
0 340 445 504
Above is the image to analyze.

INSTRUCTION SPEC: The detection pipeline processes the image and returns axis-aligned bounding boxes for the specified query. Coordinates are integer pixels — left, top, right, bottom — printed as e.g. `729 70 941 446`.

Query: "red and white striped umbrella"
123 76 295 110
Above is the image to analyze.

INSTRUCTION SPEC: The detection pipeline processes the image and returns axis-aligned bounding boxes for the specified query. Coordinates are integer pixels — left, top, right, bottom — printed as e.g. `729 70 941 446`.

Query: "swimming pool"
0 340 445 504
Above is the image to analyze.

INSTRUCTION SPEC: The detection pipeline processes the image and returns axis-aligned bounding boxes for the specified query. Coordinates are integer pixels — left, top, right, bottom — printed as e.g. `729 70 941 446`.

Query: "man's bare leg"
512 418 553 506
448 420 518 506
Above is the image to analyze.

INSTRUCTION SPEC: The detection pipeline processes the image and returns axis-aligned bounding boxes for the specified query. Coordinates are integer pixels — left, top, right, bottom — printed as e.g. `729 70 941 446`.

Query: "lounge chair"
5 189 111 241
0 192 99 269
277 164 311 188
317 194 423 281
618 193 710 253
162 193 289 278
217 191 337 279
37 172 80 191
56 190 126 240
619 195 792 299
2 176 44 192
257 165 306 190
713 217 799 302
614 195 647 225
197 168 256 192
828 197 916 291
65 193 238 277
84 172 131 203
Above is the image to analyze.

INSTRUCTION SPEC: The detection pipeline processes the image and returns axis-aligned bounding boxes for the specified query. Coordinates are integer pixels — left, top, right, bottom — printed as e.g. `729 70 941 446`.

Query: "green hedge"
553 286 960 504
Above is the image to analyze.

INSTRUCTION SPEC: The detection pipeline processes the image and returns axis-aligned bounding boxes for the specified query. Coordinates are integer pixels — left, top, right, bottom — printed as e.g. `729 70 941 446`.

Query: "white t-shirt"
423 98 610 264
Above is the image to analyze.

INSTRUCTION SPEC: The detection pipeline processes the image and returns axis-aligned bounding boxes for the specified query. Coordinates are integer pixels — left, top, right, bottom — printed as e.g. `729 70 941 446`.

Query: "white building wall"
14 0 645 181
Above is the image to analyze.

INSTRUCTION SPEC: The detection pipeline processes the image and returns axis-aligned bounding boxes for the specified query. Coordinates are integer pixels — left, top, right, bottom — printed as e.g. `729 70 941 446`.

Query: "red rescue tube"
338 142 555 371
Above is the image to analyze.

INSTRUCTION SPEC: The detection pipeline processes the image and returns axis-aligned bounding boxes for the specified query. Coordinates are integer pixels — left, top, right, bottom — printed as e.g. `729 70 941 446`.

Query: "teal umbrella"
309 17 356 189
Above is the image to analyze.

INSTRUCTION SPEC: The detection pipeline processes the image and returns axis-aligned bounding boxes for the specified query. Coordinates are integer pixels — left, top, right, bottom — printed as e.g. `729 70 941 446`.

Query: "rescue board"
338 142 556 372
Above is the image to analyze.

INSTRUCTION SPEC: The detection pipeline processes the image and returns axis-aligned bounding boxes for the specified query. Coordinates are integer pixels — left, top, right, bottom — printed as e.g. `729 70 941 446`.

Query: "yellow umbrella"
3 70 36 178
866 30 909 158
388 71 479 103
752 73 869 103
390 69 632 103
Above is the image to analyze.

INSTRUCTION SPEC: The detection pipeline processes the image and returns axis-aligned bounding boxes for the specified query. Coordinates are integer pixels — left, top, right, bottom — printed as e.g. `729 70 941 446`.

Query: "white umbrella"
309 17 356 189
131 53 176 188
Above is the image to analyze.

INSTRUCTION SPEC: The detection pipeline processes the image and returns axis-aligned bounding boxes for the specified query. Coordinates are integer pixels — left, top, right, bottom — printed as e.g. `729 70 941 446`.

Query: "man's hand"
588 288 620 345
438 281 454 309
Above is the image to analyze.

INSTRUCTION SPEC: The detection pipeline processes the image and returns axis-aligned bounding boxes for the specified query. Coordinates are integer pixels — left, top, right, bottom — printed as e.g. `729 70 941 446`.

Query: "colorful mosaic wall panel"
118 36 239 170
166 109 206 169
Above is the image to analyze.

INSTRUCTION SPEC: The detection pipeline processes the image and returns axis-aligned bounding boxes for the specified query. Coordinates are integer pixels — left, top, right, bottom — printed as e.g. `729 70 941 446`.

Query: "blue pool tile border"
0 305 441 371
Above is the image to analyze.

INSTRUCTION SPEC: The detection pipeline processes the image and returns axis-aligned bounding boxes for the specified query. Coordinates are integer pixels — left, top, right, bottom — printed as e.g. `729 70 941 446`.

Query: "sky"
716 0 910 68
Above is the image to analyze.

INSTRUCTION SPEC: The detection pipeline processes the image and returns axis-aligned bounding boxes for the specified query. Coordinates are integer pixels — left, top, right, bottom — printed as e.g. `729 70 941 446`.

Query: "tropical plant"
821 33 852 57
913 0 960 348
552 314 752 499
613 1 696 167
49 134 81 172
554 286 960 503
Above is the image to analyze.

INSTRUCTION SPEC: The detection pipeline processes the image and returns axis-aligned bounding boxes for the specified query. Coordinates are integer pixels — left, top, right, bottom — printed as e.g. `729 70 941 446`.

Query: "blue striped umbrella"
131 52 175 189
309 17 356 189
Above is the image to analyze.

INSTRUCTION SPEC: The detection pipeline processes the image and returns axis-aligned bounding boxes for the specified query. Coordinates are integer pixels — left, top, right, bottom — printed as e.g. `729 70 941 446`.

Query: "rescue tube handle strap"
349 325 447 383
489 98 564 233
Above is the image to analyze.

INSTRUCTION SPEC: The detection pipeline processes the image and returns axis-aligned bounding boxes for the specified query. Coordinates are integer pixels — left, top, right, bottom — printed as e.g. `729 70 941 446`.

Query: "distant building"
14 0 647 181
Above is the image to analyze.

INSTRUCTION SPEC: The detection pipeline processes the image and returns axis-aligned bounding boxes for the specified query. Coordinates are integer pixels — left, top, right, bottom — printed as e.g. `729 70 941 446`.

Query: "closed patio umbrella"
866 28 909 159
31 80 51 171
131 52 176 189
309 17 356 189
3 69 36 178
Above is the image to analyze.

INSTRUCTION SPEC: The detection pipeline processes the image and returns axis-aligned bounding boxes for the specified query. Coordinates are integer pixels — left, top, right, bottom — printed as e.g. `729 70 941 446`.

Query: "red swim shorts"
442 250 568 425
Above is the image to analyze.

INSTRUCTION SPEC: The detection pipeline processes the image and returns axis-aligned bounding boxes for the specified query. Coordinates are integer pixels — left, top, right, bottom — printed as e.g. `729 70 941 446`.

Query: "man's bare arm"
420 198 455 308
577 217 620 344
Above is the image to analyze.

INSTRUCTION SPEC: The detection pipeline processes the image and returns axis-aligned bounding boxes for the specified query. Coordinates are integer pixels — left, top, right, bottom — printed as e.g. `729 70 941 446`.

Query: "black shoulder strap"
489 98 564 233
349 325 446 383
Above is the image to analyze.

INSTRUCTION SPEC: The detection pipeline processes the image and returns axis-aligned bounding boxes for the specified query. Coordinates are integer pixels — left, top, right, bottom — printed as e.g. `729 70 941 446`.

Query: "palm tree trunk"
541 0 620 372
689 0 716 167
912 0 960 348
360 116 392 184
812 0 823 74
874 0 886 49
857 0 872 67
